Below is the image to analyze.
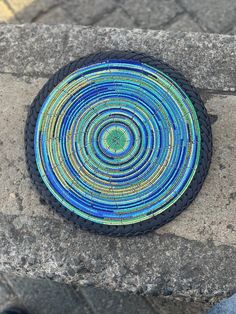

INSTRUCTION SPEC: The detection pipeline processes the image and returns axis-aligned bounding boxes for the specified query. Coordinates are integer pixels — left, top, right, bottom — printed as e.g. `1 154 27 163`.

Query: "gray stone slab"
179 0 236 33
5 275 93 314
0 274 17 309
2 213 236 301
61 0 117 25
0 24 235 91
2 273 208 314
120 0 183 29
81 287 155 314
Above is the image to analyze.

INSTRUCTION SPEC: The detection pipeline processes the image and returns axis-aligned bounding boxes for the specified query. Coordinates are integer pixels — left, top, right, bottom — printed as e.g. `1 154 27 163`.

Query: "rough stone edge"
1 213 236 303
0 24 235 91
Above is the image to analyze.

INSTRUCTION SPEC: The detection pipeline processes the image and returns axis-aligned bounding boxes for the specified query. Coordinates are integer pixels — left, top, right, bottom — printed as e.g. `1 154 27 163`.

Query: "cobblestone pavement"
0 0 235 34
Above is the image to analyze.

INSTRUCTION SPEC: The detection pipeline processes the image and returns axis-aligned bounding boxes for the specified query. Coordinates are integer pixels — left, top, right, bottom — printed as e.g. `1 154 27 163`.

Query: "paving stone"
7 0 60 22
166 14 203 32
121 0 183 29
95 7 136 28
81 287 155 314
2 0 236 35
230 26 236 35
0 1 15 23
6 275 93 314
179 0 236 33
61 0 118 25
35 6 72 24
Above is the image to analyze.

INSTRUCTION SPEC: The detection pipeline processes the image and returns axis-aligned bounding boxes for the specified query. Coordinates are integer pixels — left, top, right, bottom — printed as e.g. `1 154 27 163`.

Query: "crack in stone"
15 193 24 211
88 6 119 26
31 3 64 23
175 0 212 33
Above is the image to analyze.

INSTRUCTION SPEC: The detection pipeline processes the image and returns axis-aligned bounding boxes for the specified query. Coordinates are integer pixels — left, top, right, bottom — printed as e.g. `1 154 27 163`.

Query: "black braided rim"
25 51 212 236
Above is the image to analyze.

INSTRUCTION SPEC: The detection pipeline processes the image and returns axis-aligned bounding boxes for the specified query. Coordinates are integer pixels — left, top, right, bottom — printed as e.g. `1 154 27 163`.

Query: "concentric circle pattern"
35 59 201 225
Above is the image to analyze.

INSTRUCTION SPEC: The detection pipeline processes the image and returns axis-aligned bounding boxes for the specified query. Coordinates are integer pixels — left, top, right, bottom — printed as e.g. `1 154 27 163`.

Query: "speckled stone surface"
0 24 235 91
0 25 236 302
